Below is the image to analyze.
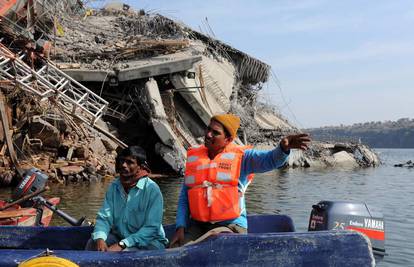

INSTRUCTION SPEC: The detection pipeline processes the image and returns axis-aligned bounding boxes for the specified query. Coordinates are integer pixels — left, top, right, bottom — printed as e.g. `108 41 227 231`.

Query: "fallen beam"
63 55 202 82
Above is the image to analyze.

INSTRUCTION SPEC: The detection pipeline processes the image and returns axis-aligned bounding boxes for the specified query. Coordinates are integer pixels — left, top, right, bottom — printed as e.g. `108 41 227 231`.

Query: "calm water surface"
1 149 412 266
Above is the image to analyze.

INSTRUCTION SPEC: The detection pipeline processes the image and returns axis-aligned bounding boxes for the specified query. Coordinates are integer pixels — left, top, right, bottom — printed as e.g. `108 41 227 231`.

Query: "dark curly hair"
116 146 150 172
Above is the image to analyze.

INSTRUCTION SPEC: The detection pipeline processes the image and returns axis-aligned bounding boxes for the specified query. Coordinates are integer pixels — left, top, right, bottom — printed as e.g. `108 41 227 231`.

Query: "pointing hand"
280 133 311 152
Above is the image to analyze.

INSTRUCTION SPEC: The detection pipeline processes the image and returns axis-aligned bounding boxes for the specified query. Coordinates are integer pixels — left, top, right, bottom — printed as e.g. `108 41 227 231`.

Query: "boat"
0 168 61 227
0 214 375 267
0 197 60 226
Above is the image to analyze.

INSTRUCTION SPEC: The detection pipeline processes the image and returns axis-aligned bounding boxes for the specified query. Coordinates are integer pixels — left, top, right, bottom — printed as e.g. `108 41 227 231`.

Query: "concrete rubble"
288 142 380 169
394 160 414 168
0 1 380 186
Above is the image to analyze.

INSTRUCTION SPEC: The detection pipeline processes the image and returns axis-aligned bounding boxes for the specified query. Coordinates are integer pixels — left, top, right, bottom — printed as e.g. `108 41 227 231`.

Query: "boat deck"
0 215 375 267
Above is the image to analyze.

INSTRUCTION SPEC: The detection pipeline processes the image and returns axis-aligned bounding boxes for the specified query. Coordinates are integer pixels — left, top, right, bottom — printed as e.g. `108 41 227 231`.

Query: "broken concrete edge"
62 55 203 82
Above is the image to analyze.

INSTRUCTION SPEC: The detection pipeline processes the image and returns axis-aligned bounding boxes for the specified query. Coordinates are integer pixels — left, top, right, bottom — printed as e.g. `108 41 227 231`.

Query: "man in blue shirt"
170 114 310 247
86 146 168 251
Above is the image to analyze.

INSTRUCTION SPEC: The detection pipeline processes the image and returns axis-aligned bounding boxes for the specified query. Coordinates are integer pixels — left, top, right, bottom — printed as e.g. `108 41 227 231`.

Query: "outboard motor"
10 168 87 226
308 201 385 257
12 168 48 200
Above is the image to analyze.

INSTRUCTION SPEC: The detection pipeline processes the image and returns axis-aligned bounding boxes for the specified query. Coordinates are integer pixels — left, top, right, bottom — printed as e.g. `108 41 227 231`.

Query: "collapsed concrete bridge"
0 1 379 184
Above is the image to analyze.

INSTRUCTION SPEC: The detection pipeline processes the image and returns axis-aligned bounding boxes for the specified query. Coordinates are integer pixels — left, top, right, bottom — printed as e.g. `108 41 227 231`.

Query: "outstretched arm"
241 133 311 175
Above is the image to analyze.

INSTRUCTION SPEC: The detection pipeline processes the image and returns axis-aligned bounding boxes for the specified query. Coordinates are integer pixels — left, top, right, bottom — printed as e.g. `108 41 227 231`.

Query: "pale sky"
94 0 414 128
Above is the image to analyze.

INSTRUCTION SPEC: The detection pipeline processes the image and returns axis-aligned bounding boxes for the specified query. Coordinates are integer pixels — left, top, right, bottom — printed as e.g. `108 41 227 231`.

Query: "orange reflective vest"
184 143 254 222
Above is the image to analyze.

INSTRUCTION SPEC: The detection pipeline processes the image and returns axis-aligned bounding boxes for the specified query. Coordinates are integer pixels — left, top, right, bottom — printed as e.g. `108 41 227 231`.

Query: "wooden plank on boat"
0 209 35 219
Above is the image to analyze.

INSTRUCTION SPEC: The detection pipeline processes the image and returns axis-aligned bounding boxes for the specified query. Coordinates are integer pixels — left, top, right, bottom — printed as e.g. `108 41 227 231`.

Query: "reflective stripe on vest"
184 175 195 185
217 172 231 182
220 152 235 160
196 162 217 171
187 156 199 163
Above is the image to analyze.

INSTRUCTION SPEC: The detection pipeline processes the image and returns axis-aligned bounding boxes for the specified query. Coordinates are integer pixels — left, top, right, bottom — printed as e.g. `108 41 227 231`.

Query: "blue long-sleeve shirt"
92 176 168 249
175 145 290 229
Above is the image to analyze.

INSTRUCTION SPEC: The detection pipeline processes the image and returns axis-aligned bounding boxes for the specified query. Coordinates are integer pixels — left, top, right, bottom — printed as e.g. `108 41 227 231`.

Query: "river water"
1 149 412 266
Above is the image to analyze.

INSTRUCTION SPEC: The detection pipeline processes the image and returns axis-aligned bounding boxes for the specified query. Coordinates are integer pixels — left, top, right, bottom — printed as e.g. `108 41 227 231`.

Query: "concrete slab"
63 54 202 82
255 111 293 130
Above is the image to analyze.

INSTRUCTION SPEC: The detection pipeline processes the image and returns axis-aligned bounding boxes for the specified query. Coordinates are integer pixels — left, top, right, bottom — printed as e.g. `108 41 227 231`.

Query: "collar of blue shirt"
115 176 148 191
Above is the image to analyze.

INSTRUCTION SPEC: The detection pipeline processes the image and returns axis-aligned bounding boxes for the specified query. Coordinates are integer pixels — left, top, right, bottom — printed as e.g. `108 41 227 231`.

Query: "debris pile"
0 1 380 187
0 81 117 186
288 142 380 168
0 2 138 185
53 12 190 69
43 4 279 174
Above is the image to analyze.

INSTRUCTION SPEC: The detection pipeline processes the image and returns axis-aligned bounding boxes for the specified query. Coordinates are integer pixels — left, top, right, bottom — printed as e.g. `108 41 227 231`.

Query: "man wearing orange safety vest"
170 113 311 247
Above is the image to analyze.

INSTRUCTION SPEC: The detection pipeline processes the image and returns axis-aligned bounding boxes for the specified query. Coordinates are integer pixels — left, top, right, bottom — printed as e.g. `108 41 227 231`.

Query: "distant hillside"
307 118 414 148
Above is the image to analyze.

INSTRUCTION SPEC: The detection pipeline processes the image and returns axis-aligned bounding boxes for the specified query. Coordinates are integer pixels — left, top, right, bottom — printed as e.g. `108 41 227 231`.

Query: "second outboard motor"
308 201 385 256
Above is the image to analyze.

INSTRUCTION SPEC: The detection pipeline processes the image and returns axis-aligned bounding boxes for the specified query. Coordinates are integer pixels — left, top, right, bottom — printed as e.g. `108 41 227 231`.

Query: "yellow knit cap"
211 113 240 138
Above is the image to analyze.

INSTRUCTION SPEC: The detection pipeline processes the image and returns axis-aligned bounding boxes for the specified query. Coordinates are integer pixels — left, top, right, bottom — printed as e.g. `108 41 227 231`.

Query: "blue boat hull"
0 215 375 266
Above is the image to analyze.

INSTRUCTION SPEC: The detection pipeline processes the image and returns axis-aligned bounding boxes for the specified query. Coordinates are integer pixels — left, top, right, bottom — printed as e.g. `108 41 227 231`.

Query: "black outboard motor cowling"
10 168 87 226
308 201 385 256
12 168 48 201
